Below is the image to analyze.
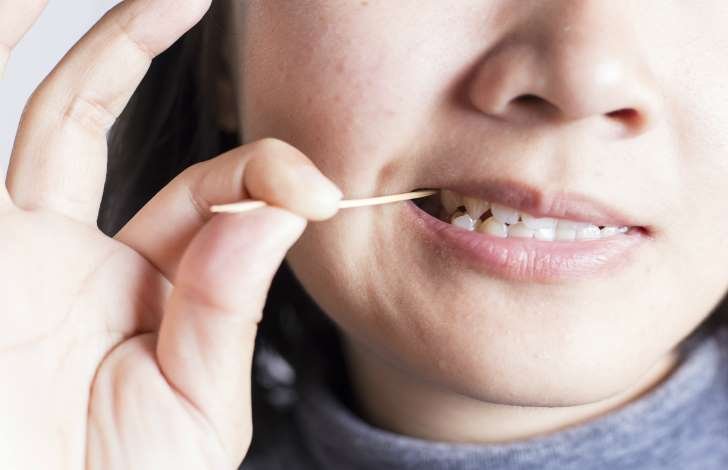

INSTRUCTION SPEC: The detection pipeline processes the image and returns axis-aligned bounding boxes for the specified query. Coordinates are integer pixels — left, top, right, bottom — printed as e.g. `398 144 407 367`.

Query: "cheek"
238 4 465 360
657 28 728 298
237 4 457 195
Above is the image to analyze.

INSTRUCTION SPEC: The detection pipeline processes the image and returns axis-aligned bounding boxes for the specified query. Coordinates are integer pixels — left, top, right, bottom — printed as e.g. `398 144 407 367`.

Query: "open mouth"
405 185 649 281
411 189 637 241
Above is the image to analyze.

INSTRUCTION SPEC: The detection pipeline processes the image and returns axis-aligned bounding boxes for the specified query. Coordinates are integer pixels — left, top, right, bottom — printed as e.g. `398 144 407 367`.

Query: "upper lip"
415 178 646 229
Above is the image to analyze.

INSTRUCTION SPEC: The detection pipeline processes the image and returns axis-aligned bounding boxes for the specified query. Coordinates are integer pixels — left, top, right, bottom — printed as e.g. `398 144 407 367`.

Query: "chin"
392 308 676 408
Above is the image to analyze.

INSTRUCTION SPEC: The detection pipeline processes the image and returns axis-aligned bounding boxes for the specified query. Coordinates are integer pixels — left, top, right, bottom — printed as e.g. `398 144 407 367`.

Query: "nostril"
513 94 544 106
511 96 647 132
606 108 639 123
605 107 649 135
510 94 560 117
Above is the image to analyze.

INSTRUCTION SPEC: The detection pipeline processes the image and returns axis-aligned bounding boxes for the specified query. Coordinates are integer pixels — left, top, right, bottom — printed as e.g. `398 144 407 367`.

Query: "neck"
342 338 680 444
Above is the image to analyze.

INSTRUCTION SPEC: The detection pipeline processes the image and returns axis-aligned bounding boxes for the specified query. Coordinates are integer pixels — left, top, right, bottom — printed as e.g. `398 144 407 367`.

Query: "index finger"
5 0 212 224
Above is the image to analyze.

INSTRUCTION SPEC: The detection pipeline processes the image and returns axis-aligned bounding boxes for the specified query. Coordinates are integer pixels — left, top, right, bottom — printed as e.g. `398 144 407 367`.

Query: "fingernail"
297 164 343 202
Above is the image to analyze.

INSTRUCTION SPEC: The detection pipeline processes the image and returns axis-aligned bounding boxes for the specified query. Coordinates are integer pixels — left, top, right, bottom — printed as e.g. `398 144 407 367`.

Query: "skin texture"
1 1 342 468
2 1 727 467
230 1 728 442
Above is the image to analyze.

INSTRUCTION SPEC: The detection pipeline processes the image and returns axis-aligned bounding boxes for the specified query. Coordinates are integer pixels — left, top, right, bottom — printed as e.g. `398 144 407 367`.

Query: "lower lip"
403 200 649 282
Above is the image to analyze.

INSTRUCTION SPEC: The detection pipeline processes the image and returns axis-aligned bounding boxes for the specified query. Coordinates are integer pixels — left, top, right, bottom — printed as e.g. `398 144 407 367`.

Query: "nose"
468 1 662 137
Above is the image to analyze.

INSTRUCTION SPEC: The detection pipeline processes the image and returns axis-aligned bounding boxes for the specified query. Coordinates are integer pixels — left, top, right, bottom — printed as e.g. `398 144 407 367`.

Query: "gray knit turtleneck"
241 325 728 470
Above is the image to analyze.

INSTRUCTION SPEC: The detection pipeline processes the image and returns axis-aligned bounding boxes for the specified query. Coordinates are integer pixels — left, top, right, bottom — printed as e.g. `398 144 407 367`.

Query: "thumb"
156 206 306 462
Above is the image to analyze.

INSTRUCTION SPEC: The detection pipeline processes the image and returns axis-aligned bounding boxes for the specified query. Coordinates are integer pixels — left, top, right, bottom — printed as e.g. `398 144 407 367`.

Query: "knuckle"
176 161 225 225
243 150 267 175
174 278 248 320
181 158 208 175
22 85 117 136
177 160 206 182
250 137 297 157
246 138 313 177
61 93 117 135
113 14 154 61
184 181 213 225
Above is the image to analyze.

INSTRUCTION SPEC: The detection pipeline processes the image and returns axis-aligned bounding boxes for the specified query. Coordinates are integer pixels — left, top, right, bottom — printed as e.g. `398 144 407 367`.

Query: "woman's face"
230 1 728 406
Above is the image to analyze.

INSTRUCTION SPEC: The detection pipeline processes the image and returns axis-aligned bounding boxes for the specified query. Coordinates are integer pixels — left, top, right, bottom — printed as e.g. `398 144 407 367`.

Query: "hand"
0 1 342 468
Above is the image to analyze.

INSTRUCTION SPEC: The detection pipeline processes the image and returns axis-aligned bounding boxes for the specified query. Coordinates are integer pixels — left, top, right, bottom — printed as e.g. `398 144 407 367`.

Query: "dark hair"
98 1 728 455
97 2 344 456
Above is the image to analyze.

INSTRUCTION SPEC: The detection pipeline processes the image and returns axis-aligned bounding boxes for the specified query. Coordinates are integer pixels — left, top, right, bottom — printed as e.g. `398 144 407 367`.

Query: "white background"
1 0 121 179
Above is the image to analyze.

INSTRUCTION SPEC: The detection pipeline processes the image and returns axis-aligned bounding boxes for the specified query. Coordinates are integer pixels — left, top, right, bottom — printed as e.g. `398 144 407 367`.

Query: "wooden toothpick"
208 189 437 214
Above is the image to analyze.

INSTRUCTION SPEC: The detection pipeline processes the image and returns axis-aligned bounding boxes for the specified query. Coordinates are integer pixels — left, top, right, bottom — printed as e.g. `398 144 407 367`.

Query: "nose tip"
468 17 661 137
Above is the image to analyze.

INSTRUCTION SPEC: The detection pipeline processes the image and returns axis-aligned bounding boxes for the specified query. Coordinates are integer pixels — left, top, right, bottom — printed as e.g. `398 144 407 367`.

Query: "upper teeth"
440 190 629 241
